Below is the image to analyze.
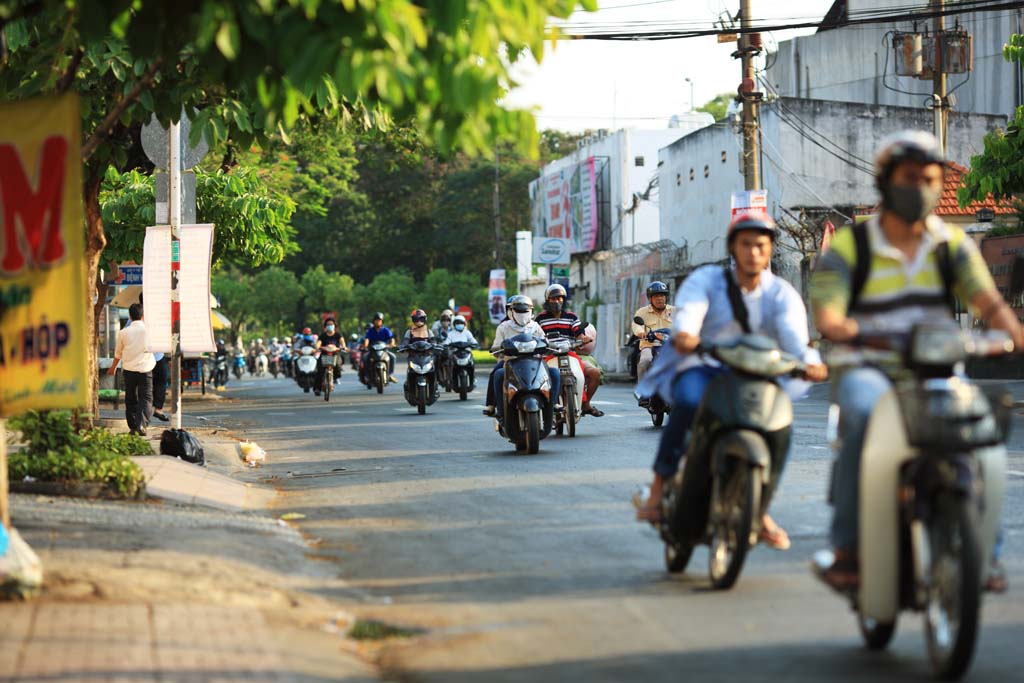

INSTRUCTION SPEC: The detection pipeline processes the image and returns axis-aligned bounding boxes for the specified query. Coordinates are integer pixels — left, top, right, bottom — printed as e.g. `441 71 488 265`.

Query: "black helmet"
874 131 945 190
372 312 384 321
411 308 427 323
646 281 669 299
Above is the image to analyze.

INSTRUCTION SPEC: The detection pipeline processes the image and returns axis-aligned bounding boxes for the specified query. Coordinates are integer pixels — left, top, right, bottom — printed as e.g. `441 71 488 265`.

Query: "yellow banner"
0 95 86 416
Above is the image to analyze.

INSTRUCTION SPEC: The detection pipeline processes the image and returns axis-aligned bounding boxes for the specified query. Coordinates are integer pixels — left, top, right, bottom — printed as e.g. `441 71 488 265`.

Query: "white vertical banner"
179 224 216 354
515 231 532 286
143 226 173 353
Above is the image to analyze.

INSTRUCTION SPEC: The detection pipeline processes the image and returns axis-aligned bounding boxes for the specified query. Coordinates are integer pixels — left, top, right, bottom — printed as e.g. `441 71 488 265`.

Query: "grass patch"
348 618 422 640
472 349 497 365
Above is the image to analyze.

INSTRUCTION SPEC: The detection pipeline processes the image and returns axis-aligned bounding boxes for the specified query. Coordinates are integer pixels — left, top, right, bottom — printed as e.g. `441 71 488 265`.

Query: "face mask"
883 184 941 223
454 323 465 332
414 320 425 328
544 300 563 315
325 325 335 333
511 310 532 326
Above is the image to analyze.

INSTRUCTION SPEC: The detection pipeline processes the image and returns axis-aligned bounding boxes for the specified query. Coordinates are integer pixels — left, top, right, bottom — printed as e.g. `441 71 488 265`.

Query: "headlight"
513 339 538 354
410 360 434 372
713 341 798 377
301 347 314 356
456 356 472 365
911 327 970 365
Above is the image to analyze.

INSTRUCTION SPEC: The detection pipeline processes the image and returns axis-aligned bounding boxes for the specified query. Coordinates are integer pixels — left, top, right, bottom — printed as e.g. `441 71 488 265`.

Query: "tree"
1 0 597 414
697 93 734 122
960 34 1024 207
211 269 256 337
539 129 593 164
354 269 418 332
299 265 355 327
251 267 303 335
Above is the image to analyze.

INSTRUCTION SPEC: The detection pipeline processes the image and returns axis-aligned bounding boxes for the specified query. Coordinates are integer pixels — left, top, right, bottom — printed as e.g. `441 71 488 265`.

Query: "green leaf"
216 20 241 60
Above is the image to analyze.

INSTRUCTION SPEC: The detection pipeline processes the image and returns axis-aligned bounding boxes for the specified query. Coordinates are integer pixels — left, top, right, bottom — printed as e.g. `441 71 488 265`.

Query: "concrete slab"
132 456 275 512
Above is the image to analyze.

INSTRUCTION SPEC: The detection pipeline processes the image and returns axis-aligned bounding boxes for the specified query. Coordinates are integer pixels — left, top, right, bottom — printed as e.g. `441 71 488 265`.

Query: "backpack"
847 221 956 315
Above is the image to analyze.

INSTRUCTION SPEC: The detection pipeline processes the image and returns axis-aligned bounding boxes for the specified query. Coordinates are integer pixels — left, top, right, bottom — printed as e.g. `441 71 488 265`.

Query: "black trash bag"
159 428 205 466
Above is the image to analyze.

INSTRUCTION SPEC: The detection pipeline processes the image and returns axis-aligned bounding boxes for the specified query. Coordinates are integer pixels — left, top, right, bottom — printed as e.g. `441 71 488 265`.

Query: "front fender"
522 396 541 413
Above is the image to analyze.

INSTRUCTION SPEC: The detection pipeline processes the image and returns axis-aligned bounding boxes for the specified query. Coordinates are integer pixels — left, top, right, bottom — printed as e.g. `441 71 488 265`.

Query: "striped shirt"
534 310 583 339
811 215 993 335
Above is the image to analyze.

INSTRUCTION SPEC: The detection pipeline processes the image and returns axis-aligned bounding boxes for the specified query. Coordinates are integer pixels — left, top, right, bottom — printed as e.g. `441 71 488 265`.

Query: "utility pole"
932 0 948 154
169 120 183 430
738 0 763 190
493 149 503 268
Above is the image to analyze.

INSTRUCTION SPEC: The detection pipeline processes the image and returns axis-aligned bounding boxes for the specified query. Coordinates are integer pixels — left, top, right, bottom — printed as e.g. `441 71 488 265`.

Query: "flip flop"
985 562 1008 593
631 491 662 524
758 525 791 551
811 550 860 594
583 405 605 417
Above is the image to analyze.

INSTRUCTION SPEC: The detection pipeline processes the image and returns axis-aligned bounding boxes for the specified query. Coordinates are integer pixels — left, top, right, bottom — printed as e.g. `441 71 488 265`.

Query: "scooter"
319 344 343 402
813 323 1011 679
282 347 294 378
400 339 441 414
294 346 318 393
269 351 283 378
634 316 672 427
448 341 477 401
211 354 230 388
255 352 268 377
364 341 392 394
495 333 554 455
232 351 246 379
546 335 586 437
658 334 805 589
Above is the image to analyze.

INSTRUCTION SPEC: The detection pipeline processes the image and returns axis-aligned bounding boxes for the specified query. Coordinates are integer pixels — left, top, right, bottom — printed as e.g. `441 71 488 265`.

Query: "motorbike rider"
314 317 348 396
361 312 398 385
634 212 828 550
483 295 562 418
431 309 454 341
632 281 674 382
810 131 1024 593
403 308 436 344
534 283 605 417
443 314 479 384
213 339 230 389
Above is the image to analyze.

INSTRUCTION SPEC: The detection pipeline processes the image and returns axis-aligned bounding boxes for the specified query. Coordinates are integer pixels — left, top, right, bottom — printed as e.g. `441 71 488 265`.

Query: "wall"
658 97 1006 269
767 6 1024 117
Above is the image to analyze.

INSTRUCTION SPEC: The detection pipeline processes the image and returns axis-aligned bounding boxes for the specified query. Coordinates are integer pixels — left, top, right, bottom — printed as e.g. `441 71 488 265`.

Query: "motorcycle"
349 345 362 372
211 354 229 388
546 335 586 438
319 344 343 402
232 350 246 379
269 351 283 378
448 340 478 401
626 333 641 380
657 334 805 590
363 341 392 394
294 346 318 393
633 316 673 427
400 339 441 414
282 347 294 378
255 351 268 377
812 323 1011 679
436 343 453 393
495 333 554 455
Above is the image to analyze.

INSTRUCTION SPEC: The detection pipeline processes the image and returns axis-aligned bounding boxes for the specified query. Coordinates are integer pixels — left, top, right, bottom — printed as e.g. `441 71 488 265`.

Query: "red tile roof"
935 162 1016 217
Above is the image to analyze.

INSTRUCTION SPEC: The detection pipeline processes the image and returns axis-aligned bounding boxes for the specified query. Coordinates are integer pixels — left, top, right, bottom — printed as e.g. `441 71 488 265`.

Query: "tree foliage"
697 92 733 122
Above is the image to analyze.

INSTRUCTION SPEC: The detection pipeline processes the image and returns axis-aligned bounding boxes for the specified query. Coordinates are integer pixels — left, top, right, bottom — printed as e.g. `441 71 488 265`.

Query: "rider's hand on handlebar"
673 332 700 355
803 363 829 382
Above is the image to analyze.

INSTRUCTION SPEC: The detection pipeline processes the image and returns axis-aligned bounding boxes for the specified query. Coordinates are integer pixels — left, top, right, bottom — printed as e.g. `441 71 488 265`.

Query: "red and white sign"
456 305 473 321
730 190 768 218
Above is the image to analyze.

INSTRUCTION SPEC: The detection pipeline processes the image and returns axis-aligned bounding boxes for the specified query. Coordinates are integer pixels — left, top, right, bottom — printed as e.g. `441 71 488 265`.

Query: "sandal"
631 490 662 524
985 561 1008 593
812 549 860 594
758 524 791 551
583 405 605 417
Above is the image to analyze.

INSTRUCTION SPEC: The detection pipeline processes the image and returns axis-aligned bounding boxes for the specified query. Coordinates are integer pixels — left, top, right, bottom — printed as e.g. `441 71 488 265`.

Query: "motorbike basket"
895 382 1007 452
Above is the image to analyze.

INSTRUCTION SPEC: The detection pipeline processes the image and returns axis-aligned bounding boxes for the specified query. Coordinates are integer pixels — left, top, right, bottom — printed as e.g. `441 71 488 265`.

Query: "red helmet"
411 308 427 323
727 212 777 244
302 327 312 335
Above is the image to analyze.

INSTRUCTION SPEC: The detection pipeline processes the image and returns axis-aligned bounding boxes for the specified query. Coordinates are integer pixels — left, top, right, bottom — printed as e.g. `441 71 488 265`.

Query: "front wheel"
858 614 897 651
417 385 427 415
665 541 694 574
323 367 332 401
708 455 762 590
652 407 665 427
524 410 541 455
924 495 982 680
459 389 468 401
377 367 386 394
564 385 577 438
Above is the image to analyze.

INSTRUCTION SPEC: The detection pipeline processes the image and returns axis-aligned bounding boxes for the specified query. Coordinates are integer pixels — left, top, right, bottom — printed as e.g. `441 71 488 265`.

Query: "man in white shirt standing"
108 303 157 436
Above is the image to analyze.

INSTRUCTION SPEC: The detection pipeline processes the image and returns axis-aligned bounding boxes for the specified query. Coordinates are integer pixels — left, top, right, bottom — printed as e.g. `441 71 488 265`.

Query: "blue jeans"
830 366 892 553
491 364 561 417
653 365 727 478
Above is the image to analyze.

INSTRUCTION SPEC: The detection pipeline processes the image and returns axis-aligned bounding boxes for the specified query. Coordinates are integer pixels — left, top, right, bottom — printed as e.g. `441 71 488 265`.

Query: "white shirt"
444 328 478 345
115 320 156 373
491 319 544 352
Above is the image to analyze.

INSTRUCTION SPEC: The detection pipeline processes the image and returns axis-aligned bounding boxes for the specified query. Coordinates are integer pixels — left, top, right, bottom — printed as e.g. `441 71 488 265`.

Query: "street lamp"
684 77 695 112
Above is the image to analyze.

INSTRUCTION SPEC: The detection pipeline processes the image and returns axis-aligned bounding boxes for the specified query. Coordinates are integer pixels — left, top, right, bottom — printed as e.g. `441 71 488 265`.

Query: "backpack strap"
724 268 752 334
934 239 957 316
848 222 871 313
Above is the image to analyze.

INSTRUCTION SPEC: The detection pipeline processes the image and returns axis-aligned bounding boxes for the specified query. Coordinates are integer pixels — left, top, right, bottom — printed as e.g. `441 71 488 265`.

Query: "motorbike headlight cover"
301 347 314 356
372 342 387 351
513 339 538 354
910 327 970 365
713 343 798 377
410 360 434 373
455 356 472 365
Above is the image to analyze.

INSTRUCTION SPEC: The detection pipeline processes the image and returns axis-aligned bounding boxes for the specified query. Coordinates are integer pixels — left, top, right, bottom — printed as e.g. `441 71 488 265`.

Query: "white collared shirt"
115 320 156 373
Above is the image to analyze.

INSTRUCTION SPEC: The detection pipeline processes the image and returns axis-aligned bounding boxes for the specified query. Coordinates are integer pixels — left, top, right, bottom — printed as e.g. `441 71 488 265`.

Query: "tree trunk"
84 167 107 423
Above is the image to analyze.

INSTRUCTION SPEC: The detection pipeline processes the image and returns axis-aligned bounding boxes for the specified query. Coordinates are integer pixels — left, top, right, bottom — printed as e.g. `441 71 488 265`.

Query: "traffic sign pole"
169 120 182 431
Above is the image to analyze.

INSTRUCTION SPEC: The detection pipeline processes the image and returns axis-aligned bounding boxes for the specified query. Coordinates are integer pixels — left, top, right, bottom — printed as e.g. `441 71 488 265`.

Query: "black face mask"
544 300 563 316
882 184 941 223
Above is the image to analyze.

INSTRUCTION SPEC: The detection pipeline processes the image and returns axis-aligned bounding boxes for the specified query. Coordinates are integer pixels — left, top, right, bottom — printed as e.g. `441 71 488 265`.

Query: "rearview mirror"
633 316 645 325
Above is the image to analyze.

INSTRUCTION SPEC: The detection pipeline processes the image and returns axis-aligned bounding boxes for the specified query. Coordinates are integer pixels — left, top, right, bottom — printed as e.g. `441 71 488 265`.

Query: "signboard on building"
488 269 507 325
0 95 87 416
533 237 571 265
116 264 143 285
533 157 599 254
981 234 1024 319
730 189 768 218
143 224 216 355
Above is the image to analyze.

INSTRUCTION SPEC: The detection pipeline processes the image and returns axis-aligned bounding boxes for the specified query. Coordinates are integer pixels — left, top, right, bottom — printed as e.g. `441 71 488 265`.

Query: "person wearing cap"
361 312 398 385
810 131 1024 593
634 211 827 551
431 309 455 340
535 283 605 417
632 281 674 382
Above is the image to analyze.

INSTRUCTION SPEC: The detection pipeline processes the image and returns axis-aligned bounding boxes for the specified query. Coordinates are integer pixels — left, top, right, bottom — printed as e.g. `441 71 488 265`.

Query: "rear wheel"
652 407 665 427
459 389 468 401
665 541 694 574
708 442 762 590
924 495 982 680
858 614 897 651
524 411 541 454
565 385 577 438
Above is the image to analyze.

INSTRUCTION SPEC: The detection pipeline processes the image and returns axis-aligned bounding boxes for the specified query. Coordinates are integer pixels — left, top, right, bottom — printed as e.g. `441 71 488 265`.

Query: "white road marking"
591 400 623 406
1008 470 1024 478
267 412 296 416
332 410 361 414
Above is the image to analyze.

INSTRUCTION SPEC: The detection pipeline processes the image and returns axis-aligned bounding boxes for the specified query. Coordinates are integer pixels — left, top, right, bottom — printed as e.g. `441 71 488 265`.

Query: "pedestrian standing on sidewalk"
151 352 170 422
108 303 156 436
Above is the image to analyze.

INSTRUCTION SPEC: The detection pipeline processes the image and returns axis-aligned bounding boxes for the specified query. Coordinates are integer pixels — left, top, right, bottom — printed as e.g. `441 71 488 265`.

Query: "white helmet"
509 296 534 327
544 283 567 301
256 337 263 344
271 337 278 344
453 314 467 325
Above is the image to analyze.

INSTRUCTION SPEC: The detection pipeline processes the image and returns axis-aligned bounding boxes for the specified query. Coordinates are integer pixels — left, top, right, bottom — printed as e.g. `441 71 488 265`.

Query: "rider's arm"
631 312 646 338
809 236 859 342
670 266 713 354
973 289 1024 349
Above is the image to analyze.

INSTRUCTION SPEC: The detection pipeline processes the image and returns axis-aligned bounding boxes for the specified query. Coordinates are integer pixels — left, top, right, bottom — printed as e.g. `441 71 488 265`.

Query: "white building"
767 0 1024 117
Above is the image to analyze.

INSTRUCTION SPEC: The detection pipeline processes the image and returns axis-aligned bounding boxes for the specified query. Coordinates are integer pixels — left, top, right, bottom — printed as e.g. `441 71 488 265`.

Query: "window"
689 168 695 181
721 150 727 163
634 156 645 167
704 164 710 178
676 173 681 186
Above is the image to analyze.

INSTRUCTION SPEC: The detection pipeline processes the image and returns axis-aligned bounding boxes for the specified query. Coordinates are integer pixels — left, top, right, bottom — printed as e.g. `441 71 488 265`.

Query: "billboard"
0 95 87 416
488 269 507 325
534 157 598 254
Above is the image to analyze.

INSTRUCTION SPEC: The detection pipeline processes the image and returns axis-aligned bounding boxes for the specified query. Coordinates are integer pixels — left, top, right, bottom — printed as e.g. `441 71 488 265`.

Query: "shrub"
7 410 148 497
